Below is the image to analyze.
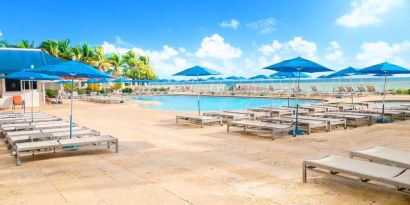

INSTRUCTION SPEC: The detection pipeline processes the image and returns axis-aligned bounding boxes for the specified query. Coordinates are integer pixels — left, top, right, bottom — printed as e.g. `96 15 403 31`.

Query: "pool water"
370 101 410 107
134 95 320 111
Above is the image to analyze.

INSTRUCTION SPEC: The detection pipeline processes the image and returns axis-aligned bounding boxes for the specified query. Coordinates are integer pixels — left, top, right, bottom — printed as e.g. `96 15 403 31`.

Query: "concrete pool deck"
0 95 409 204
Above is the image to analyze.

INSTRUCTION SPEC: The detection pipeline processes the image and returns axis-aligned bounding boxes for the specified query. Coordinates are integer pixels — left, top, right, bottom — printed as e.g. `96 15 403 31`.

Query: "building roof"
0 48 62 74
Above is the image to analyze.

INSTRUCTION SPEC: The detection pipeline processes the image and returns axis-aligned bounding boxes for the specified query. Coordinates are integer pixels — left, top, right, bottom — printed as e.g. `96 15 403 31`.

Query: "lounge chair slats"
350 146 410 169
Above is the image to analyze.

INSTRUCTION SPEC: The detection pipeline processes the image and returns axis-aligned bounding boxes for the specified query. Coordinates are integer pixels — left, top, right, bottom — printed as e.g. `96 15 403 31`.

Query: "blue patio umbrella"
57 80 73 84
327 67 360 108
112 78 133 83
359 62 410 123
226 76 239 80
173 66 221 114
249 74 269 80
33 60 111 139
263 57 333 136
2 71 61 121
270 71 311 79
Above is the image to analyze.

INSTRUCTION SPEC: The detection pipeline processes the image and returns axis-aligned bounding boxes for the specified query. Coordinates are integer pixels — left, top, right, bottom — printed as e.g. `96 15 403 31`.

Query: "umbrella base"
289 129 305 136
63 145 80 150
376 117 391 124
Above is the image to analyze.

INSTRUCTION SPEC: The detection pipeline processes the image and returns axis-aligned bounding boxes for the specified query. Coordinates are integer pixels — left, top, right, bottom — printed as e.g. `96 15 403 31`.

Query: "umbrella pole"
197 75 201 115
381 74 387 122
69 77 74 139
31 81 34 122
350 75 354 110
292 69 303 136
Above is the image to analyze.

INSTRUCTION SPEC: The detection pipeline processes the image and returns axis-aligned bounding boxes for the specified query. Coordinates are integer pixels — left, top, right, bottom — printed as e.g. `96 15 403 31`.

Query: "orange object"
12 96 24 110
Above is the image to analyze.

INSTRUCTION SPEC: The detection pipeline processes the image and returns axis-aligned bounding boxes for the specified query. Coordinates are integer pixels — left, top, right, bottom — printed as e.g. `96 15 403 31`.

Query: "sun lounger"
303 155 410 194
203 111 250 122
176 114 222 127
6 127 91 146
286 115 347 131
263 117 329 134
327 112 380 125
355 109 405 121
225 110 271 120
227 120 293 139
312 112 371 127
350 146 410 169
14 135 118 165
0 117 61 125
247 108 293 117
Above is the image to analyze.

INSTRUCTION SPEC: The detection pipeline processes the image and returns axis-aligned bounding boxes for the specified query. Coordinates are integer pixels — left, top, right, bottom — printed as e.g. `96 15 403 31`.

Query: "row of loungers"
303 146 410 194
0 111 118 166
79 96 127 104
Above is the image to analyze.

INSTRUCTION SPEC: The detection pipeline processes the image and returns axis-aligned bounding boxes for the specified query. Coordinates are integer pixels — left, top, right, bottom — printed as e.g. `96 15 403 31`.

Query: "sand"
0 95 410 205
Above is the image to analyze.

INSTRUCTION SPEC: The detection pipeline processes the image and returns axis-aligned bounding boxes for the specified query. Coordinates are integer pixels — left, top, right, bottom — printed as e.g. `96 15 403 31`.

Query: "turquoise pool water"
370 101 410 107
134 95 320 111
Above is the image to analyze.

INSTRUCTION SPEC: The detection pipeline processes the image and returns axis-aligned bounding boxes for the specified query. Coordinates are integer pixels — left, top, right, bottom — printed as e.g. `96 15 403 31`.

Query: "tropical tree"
80 43 94 63
57 39 72 60
16 40 34 48
39 40 59 57
70 46 83 61
90 46 111 71
108 53 124 77
0 40 12 48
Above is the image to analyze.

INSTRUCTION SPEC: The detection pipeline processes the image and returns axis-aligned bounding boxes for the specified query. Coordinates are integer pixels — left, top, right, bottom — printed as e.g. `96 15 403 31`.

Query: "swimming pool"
134 95 320 111
369 101 410 107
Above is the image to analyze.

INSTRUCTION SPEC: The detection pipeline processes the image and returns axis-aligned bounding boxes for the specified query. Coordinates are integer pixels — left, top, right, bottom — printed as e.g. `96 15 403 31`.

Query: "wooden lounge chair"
225 110 271 120
14 135 118 166
176 114 222 127
264 117 329 134
227 120 293 139
350 146 410 169
203 111 250 122
313 112 371 127
287 115 346 131
303 155 410 194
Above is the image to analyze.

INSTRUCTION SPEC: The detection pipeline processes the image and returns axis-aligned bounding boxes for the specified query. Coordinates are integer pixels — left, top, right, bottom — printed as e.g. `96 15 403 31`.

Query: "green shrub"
122 87 133 93
76 89 86 95
46 89 58 98
87 83 101 92
111 82 122 90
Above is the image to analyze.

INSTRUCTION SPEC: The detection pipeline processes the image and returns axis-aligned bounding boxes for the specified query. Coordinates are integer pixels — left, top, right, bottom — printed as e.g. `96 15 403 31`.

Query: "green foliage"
63 83 78 91
111 82 122 90
122 87 133 93
46 89 58 98
152 87 169 92
77 88 86 95
393 88 410 94
17 40 35 48
87 83 101 92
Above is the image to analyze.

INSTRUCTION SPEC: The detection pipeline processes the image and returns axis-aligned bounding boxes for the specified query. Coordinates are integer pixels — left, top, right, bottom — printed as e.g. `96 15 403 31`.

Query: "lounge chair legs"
302 163 307 183
115 139 119 153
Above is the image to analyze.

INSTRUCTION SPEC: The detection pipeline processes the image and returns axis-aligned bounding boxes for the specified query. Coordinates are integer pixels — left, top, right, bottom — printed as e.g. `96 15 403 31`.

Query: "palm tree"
80 43 94 63
39 40 59 57
70 46 83 61
57 39 72 60
90 46 111 71
108 53 124 77
16 40 35 48
0 40 11 48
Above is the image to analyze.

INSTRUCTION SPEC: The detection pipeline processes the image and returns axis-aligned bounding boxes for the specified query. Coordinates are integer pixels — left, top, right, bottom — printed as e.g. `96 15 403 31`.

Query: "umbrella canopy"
263 57 332 73
249 74 269 80
327 67 360 78
360 62 410 123
2 71 61 81
57 80 73 84
359 62 410 75
173 66 221 76
269 71 311 79
173 65 222 114
226 76 239 80
263 57 332 136
33 61 111 78
112 78 133 83
85 78 112 83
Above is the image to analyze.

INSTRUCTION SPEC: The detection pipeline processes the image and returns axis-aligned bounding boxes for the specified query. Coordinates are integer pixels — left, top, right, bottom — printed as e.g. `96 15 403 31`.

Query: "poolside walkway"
0 99 409 204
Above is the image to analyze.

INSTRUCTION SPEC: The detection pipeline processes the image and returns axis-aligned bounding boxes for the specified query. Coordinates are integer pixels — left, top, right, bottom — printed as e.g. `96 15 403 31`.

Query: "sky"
1 0 410 78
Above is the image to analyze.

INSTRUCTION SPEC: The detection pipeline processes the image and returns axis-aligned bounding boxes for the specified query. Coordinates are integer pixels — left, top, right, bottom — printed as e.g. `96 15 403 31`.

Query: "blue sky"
1 0 410 78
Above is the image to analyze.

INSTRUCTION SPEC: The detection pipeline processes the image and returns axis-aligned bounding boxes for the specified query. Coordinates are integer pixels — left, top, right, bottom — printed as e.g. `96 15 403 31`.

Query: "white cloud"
336 0 405 28
146 45 178 60
257 40 282 56
196 34 242 60
325 41 344 63
356 40 410 66
258 37 318 61
0 30 3 37
101 41 130 54
219 19 240 29
247 17 277 34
